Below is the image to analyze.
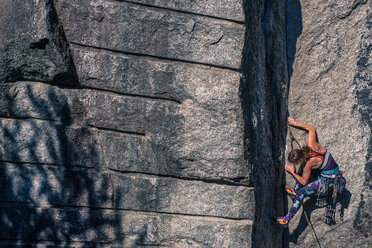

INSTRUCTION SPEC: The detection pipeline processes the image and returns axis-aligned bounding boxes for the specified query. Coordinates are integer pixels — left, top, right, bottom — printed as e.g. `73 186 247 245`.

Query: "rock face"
0 0 287 247
285 0 371 247
2 0 369 247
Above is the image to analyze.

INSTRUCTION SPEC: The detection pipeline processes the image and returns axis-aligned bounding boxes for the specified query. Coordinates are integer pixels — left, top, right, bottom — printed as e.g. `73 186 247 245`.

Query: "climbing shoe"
273 217 288 228
286 187 296 200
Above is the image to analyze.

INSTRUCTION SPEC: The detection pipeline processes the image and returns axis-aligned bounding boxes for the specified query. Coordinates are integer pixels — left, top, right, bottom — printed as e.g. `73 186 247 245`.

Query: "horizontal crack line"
88 124 146 137
0 157 252 188
81 85 182 104
0 159 95 170
111 0 245 24
0 159 251 188
0 114 63 123
0 201 254 223
0 238 111 245
70 42 240 72
108 168 252 187
13 78 182 104
0 115 147 137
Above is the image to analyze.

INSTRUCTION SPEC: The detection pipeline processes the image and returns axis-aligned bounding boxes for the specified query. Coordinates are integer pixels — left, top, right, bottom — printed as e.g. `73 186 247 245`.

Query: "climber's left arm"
285 160 317 186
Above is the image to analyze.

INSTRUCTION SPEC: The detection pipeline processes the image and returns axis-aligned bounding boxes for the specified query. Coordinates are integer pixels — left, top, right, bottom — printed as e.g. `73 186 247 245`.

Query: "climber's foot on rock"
273 217 288 228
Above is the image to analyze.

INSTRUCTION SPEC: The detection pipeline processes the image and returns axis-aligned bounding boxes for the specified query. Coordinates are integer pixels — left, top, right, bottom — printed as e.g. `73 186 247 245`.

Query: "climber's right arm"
288 117 320 151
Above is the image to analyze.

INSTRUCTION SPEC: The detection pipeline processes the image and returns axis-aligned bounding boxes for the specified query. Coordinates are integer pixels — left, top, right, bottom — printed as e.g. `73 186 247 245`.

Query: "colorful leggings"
284 179 334 222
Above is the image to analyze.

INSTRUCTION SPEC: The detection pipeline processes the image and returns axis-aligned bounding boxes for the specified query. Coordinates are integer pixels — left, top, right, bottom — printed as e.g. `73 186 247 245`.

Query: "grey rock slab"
70 45 242 103
125 0 244 22
3 81 248 183
158 215 252 248
0 162 112 208
0 161 253 219
0 206 252 247
55 0 245 69
0 118 103 167
3 81 180 134
111 173 254 219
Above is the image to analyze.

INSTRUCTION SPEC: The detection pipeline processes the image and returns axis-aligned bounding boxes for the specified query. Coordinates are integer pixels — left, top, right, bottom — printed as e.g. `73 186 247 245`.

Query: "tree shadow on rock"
0 1 125 246
0 83 122 246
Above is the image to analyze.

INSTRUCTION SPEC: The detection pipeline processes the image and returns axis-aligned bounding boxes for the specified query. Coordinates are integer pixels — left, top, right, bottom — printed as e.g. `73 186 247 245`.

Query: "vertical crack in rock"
240 0 288 247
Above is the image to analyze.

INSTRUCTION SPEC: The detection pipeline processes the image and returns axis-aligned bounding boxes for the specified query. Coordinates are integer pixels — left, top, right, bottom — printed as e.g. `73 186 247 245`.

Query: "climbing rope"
287 123 301 150
304 209 322 248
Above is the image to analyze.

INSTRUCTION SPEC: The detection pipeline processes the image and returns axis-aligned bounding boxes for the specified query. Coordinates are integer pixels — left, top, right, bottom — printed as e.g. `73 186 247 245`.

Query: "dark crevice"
7 79 182 104
338 0 368 19
46 0 79 86
89 125 146 137
0 239 111 246
30 38 50 50
241 0 288 247
0 114 61 123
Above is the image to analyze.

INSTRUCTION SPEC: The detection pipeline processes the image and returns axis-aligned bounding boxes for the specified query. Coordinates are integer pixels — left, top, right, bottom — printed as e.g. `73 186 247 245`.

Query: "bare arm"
285 160 317 185
288 117 323 151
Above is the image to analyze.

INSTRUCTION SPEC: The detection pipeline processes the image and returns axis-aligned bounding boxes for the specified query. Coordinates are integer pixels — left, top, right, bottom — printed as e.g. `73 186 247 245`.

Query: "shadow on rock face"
287 189 352 245
286 0 302 85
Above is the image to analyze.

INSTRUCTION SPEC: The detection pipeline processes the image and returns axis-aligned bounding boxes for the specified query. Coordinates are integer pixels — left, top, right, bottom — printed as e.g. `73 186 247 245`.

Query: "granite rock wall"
285 0 371 247
2 0 369 247
0 0 287 247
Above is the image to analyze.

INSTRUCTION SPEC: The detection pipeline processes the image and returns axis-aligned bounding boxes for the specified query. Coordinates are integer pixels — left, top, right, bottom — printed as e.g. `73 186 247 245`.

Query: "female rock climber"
274 117 341 227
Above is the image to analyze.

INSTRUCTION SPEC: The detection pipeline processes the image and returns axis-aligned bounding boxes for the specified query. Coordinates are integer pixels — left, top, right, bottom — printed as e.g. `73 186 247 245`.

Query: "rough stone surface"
70 45 242 103
0 0 290 247
0 162 111 207
286 0 371 247
0 162 253 219
125 0 245 22
0 0 77 85
0 205 252 247
1 81 247 182
0 119 103 167
54 0 245 69
111 173 254 219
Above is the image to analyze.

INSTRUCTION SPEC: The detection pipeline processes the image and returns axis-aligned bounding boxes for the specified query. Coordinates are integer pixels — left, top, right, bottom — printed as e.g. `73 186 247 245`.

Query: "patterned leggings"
284 179 334 222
